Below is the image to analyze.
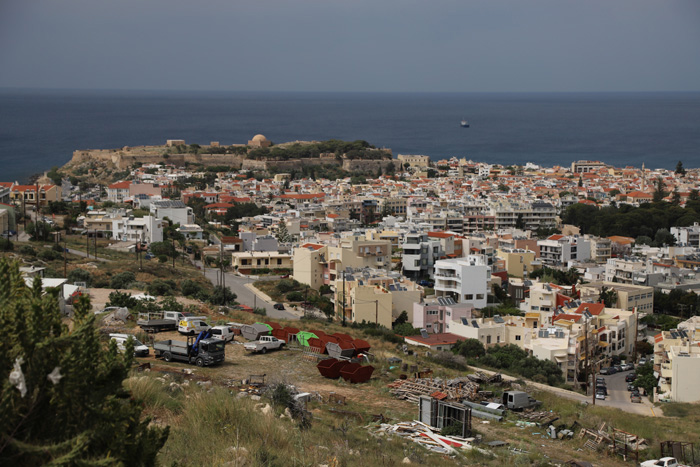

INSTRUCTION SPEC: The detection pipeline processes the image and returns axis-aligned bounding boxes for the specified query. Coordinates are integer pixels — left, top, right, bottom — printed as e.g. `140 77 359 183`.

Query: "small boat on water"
460 119 469 128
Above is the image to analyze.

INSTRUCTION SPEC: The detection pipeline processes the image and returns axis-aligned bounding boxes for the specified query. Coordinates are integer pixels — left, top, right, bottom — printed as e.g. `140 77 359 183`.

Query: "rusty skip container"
332 332 353 342
241 323 271 341
352 338 371 354
307 337 328 354
317 358 350 379
326 340 356 359
339 362 375 383
265 321 282 331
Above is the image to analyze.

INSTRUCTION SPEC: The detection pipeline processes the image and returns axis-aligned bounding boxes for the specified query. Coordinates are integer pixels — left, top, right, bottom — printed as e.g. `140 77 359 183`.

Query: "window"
277 259 282 265
476 294 484 300
465 294 473 300
486 335 491 344
515 335 521 341
497 335 501 343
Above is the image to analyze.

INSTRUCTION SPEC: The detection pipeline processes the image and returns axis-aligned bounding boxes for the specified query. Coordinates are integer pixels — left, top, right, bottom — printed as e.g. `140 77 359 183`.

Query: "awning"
525 313 540 319
598 341 609 347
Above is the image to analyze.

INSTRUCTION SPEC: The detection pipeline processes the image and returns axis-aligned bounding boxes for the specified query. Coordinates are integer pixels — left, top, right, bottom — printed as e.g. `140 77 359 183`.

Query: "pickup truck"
244 335 285 354
640 457 689 467
153 334 225 367
138 311 190 333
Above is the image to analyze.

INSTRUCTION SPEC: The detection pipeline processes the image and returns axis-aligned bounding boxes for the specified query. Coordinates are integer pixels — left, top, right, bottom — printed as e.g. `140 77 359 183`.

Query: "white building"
111 215 163 244
433 255 490 308
671 223 700 247
149 200 195 226
401 232 443 279
537 235 591 266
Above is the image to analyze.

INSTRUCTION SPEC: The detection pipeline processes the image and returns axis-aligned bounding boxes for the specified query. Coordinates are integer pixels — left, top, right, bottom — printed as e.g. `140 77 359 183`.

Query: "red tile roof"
404 333 463 346
108 181 131 189
575 302 605 316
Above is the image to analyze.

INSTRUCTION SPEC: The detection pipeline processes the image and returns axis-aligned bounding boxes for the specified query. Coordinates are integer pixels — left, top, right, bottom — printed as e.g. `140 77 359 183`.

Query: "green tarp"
256 322 273 333
296 331 318 347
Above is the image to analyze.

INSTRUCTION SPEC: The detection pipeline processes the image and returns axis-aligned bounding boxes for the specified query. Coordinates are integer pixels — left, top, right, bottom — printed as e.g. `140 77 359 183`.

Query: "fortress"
65 135 399 175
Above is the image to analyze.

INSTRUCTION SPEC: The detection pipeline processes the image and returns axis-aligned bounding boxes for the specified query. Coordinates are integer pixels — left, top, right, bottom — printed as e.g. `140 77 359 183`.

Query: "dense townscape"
3 138 700 466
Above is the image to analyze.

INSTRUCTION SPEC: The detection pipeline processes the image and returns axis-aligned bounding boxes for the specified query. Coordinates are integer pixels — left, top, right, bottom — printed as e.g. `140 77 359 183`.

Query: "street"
195 260 298 320
594 369 660 416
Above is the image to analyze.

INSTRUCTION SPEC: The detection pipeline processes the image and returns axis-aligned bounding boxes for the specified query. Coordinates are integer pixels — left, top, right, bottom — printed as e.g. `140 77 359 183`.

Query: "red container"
317 358 350 379
352 339 371 354
308 329 327 338
332 332 353 342
265 321 282 330
339 363 375 383
307 337 327 354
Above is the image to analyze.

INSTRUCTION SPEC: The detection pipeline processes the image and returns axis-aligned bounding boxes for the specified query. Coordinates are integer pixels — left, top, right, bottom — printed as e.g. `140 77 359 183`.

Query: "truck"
640 457 689 467
137 311 190 333
243 335 285 354
154 332 225 367
502 391 541 411
110 333 150 357
178 316 210 335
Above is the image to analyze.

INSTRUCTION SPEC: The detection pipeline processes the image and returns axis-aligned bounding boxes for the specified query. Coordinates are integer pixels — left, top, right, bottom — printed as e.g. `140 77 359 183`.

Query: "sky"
1 0 699 93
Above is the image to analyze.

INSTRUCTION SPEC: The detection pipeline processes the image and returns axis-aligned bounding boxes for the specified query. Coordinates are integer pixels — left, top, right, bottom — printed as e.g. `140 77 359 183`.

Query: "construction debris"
467 372 502 384
370 421 477 455
388 377 480 404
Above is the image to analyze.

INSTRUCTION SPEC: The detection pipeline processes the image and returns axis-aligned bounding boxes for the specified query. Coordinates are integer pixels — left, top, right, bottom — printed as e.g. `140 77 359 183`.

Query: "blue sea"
1 89 700 183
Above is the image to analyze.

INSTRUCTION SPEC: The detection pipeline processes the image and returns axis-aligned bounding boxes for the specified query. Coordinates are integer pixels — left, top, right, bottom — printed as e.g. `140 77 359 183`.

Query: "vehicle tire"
261 347 267 354
163 352 172 362
195 357 204 367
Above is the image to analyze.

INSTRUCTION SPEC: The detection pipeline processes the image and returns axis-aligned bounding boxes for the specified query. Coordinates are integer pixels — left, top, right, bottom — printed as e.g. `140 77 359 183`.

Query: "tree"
690 189 699 202
46 166 63 186
26 221 52 242
208 285 236 306
671 189 681 206
675 160 686 176
598 286 618 308
0 259 168 464
276 221 291 243
453 338 486 359
653 177 666 203
578 177 583 187
110 271 136 289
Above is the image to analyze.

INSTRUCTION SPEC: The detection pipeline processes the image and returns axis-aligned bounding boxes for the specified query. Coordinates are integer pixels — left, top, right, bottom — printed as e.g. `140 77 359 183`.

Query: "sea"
1 89 700 183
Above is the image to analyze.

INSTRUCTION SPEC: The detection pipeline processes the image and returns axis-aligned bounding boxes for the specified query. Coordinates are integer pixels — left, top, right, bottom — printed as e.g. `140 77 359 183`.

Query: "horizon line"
2 86 700 95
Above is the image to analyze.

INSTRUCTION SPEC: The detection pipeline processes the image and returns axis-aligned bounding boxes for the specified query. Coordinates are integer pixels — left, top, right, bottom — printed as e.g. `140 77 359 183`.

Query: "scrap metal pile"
388 376 480 404
370 421 476 455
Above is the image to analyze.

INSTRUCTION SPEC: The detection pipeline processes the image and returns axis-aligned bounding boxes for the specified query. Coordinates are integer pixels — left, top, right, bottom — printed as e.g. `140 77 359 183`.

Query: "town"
2 137 700 466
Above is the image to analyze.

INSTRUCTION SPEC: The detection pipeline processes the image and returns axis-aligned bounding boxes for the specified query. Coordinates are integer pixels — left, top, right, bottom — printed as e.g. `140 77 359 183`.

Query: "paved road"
195 260 297 320
65 247 112 262
594 369 660 416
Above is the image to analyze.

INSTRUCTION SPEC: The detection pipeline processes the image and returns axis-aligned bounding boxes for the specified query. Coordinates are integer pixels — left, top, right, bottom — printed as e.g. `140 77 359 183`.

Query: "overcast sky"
1 0 699 93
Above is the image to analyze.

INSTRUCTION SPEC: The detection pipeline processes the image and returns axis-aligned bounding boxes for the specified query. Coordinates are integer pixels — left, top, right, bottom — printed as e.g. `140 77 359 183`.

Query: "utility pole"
375 299 379 325
584 317 589 398
342 270 347 327
633 306 639 361
86 230 90 258
63 239 67 277
172 238 176 269
94 229 97 259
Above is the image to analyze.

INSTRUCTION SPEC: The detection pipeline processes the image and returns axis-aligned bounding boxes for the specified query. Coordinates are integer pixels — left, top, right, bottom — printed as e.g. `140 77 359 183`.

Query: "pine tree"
276 221 291 243
0 258 168 465
675 160 686 176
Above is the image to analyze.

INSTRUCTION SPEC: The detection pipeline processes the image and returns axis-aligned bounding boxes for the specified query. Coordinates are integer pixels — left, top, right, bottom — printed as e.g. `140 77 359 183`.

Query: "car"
273 303 285 310
596 377 606 386
595 385 608 396
595 391 606 400
599 367 611 375
613 365 623 373
627 383 636 391
280 274 290 279
209 325 235 343
417 279 434 287
630 393 642 403
621 363 634 371
639 357 647 365
110 333 149 357
625 373 637 383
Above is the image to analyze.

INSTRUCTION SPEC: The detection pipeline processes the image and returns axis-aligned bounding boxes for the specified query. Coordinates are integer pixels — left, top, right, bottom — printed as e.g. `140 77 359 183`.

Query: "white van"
178 316 211 335
110 333 149 357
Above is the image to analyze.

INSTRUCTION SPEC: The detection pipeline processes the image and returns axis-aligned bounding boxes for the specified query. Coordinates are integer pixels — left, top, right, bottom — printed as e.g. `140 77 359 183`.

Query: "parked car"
595 385 607 396
613 365 623 373
273 303 285 310
625 373 637 383
630 393 642 403
627 383 636 391
417 280 434 287
209 325 235 343
599 367 611 375
595 391 605 400
110 333 149 357
620 363 634 371
178 316 211 335
639 357 647 365
596 376 606 385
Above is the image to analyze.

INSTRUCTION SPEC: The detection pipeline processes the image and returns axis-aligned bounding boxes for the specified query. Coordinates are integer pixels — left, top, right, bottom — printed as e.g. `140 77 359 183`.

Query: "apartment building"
292 243 328 289
588 236 612 263
231 251 292 273
112 215 163 244
106 181 131 203
433 255 490 308
654 324 700 403
578 282 654 313
496 248 537 278
149 200 195 226
412 297 474 334
401 232 443 279
671 223 700 247
537 235 591 266
604 257 648 284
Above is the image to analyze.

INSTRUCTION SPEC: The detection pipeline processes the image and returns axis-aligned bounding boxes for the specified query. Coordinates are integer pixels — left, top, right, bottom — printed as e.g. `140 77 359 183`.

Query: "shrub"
106 291 139 309
253 307 267 316
393 322 418 336
159 295 184 312
37 249 61 261
157 255 168 263
286 291 304 302
180 279 199 297
19 245 36 256
68 268 93 286
110 271 136 289
147 279 175 296
452 338 486 359
0 238 14 251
